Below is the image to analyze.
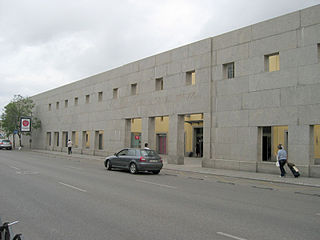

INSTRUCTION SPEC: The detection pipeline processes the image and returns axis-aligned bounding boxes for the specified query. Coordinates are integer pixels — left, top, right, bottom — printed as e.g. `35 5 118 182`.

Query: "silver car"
104 148 163 174
0 139 12 150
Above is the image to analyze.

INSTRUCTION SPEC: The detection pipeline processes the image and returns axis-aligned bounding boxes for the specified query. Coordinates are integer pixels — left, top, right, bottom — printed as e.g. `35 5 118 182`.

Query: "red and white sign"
21 118 31 132
135 135 140 140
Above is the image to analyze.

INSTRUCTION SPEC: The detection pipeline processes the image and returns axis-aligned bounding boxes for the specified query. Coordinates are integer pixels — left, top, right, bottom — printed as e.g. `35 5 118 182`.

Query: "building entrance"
194 128 203 157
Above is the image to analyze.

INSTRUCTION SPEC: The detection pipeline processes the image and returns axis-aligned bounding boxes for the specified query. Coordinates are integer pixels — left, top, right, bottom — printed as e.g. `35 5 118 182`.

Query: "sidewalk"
32 149 320 188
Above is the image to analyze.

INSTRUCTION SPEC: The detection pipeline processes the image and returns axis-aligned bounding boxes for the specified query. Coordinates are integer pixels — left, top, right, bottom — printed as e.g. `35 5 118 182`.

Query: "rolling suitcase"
287 162 300 178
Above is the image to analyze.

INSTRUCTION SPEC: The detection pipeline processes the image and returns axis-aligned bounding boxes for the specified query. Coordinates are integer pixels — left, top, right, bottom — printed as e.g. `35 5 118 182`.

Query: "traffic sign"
20 117 31 132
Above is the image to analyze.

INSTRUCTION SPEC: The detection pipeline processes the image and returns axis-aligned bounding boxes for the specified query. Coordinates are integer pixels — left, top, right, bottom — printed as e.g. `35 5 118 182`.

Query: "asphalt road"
0 150 319 240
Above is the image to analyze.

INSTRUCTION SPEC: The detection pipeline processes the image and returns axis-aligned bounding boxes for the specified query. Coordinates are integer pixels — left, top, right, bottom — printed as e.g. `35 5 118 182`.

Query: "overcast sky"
0 0 319 114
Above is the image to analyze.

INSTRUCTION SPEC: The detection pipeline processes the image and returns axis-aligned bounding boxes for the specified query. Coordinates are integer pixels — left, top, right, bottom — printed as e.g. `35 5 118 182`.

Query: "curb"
162 167 320 188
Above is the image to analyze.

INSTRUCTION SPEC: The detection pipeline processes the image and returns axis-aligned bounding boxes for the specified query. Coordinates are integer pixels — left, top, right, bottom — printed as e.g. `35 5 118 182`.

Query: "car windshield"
2 140 10 143
140 149 159 157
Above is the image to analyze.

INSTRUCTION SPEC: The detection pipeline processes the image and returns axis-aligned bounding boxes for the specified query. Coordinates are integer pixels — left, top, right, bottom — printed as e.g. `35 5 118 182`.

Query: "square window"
155 78 164 91
186 71 195 85
86 94 90 104
131 83 137 95
113 88 118 99
98 92 103 102
56 102 59 110
223 62 235 79
265 53 280 72
65 99 68 108
74 97 78 106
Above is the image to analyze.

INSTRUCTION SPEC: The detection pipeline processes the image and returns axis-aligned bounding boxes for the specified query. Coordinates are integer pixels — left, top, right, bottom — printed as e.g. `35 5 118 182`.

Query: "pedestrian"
67 139 73 154
196 140 200 157
144 143 150 150
277 144 287 177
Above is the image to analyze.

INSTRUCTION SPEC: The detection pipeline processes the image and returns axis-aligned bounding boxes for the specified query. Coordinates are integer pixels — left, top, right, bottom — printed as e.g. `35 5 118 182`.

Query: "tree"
1 95 41 148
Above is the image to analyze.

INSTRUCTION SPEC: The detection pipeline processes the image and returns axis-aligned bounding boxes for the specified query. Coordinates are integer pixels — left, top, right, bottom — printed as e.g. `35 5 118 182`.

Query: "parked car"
105 148 163 174
0 139 12 150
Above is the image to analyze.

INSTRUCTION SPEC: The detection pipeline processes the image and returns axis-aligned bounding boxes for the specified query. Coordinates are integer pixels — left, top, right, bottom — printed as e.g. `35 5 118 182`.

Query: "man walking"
67 139 73 155
277 144 287 177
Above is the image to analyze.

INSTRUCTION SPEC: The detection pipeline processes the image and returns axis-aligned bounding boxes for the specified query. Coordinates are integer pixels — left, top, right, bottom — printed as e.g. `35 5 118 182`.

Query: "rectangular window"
95 130 104 150
260 126 288 162
98 91 103 102
265 53 280 72
223 62 235 79
83 131 90 149
186 71 196 85
72 131 79 148
65 100 68 108
48 104 52 111
62 131 68 147
74 97 78 106
47 132 51 146
56 102 59 110
155 78 164 91
131 83 137 95
54 132 59 147
113 88 118 99
86 95 90 104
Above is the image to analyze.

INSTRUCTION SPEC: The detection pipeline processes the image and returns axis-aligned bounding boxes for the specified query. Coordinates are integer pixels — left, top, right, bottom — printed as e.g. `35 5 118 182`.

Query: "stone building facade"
28 5 320 177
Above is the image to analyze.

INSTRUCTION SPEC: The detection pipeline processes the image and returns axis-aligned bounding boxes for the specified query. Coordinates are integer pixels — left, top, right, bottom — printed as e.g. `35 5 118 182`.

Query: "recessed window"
223 62 235 79
56 102 59 110
48 103 52 111
186 71 195 85
131 83 137 95
74 97 78 106
265 53 280 72
86 94 90 104
65 99 68 108
155 78 164 91
113 88 118 99
260 126 288 162
317 43 320 63
98 92 103 102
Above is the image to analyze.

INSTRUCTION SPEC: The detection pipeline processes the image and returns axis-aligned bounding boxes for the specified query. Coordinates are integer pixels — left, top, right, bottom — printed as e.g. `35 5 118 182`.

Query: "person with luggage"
277 144 287 177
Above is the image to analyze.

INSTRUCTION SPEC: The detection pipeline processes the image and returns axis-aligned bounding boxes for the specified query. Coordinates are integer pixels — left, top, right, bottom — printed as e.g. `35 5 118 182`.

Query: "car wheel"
152 170 160 174
105 160 112 170
129 163 138 174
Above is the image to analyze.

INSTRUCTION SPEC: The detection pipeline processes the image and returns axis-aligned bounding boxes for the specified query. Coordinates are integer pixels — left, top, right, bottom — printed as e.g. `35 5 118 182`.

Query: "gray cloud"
1 0 319 113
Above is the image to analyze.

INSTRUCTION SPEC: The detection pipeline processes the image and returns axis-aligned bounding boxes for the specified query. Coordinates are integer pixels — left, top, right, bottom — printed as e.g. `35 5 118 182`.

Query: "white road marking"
10 165 21 170
316 213 320 216
136 179 177 189
16 171 39 175
67 166 82 170
58 182 87 192
217 232 248 240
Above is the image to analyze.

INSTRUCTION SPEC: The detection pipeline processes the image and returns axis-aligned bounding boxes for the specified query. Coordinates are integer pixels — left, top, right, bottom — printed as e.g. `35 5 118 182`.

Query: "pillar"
168 114 184 165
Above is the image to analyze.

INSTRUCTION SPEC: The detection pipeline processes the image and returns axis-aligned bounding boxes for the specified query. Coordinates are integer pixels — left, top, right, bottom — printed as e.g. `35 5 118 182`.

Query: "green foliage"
1 95 41 137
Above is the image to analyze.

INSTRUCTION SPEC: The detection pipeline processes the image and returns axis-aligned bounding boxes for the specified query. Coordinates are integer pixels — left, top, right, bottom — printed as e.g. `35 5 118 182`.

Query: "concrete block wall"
208 4 320 175
28 4 320 177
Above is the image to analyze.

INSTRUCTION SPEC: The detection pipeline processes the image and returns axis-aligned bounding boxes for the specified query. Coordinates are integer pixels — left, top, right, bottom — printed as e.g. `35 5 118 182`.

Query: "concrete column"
58 131 63 152
90 130 95 151
141 117 148 148
141 117 155 150
124 119 131 148
168 114 184 165
79 131 85 154
202 112 211 166
288 124 311 176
